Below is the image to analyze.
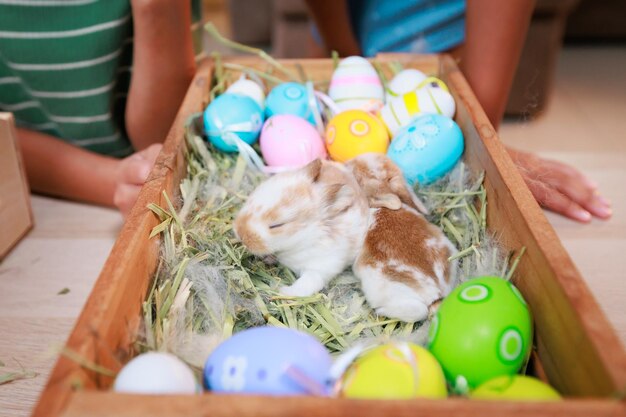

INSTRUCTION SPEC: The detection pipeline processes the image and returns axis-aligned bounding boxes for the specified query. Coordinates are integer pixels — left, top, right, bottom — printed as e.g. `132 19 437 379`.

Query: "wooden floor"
0 46 624 416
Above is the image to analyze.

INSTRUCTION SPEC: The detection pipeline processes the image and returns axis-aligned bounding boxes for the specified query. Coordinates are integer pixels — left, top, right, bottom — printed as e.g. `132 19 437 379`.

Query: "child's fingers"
120 157 152 185
525 178 592 223
113 183 141 217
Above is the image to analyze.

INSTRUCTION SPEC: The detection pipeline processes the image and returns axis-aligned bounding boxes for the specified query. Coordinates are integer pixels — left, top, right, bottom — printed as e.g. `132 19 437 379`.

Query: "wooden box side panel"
31 66 212 417
0 113 33 259
60 392 626 417
436 55 626 396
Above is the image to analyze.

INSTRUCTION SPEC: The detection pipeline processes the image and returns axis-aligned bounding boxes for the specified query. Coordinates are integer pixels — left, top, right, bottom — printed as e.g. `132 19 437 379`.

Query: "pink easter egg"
260 115 327 169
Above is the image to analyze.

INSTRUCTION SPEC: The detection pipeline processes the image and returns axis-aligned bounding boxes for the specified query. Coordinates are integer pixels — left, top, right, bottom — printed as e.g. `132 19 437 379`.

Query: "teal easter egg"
387 114 464 185
427 276 533 393
204 93 264 153
265 82 318 125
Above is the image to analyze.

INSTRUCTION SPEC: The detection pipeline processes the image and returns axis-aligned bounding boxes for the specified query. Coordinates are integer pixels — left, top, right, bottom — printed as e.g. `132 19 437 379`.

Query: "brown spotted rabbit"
346 153 458 322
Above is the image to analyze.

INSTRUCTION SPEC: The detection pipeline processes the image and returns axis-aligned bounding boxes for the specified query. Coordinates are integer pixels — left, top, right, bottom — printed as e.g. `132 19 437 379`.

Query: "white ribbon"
209 119 267 173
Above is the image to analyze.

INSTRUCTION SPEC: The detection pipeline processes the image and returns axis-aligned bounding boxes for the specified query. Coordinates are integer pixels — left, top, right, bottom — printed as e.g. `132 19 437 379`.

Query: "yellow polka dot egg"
339 343 447 399
325 110 389 162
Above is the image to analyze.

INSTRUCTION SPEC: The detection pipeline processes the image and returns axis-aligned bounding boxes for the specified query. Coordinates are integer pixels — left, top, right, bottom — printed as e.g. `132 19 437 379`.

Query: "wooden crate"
0 113 33 260
33 55 626 417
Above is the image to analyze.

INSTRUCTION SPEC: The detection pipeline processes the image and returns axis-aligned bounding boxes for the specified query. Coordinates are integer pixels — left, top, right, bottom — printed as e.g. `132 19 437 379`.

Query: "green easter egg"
471 375 561 401
427 276 532 392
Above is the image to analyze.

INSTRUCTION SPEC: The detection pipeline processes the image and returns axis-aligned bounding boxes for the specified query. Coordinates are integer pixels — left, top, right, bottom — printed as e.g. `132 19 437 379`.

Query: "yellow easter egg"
325 110 389 163
340 343 448 399
471 375 561 401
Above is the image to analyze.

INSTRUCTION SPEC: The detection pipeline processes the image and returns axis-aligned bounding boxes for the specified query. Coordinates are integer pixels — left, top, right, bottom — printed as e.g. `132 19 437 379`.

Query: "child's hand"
114 144 163 217
507 147 612 223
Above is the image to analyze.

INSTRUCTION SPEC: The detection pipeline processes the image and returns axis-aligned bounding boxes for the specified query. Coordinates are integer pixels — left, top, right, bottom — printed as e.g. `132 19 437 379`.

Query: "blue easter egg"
265 82 318 125
387 114 464 185
203 93 264 153
204 326 332 396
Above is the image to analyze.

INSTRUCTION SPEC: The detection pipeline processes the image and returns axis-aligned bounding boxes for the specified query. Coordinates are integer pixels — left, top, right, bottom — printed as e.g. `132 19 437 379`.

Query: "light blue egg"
265 82 318 125
387 114 464 185
203 93 264 153
203 326 332 396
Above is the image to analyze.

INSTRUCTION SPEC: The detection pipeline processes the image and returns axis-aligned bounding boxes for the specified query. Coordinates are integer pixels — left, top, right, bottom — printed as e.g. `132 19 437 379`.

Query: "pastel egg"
471 375 561 401
385 69 427 102
260 115 327 169
427 276 533 393
387 114 464 185
329 56 384 111
265 82 318 125
113 352 199 394
203 93 264 153
380 88 456 136
340 343 447 399
226 77 266 109
204 326 332 396
325 110 389 163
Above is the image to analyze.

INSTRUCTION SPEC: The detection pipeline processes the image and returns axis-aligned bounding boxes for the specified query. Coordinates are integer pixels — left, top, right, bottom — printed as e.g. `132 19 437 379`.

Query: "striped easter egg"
328 56 384 112
380 88 456 136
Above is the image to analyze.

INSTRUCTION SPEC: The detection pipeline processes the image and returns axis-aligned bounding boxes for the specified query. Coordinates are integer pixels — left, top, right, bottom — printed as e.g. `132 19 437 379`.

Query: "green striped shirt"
0 0 203 157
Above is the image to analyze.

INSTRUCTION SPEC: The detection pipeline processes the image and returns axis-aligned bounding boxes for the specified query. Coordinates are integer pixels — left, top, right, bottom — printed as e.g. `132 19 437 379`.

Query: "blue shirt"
348 0 466 56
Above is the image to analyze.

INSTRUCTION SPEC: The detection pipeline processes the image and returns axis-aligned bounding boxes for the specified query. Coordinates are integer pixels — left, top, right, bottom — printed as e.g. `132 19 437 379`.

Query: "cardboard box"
33 56 626 417
0 113 33 260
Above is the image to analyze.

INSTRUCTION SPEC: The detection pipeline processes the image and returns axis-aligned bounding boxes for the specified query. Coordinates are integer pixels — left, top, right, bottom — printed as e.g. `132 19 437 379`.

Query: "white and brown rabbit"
346 153 458 322
234 159 369 297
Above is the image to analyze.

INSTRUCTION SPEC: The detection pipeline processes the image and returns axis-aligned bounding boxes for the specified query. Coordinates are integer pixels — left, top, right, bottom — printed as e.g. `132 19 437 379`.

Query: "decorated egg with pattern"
226 77 266 109
387 114 464 185
329 56 384 111
380 87 456 136
339 343 448 399
427 276 533 393
325 110 389 162
260 114 327 169
265 82 318 125
385 69 427 102
203 93 264 153
471 375 561 401
203 326 332 396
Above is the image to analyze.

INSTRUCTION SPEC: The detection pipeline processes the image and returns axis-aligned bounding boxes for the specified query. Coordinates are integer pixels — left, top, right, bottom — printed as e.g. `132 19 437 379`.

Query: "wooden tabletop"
1 46 624 416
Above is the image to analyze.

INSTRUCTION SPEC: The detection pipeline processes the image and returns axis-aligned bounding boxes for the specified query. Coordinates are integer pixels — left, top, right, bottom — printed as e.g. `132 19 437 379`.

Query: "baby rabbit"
234 159 369 297
346 153 458 323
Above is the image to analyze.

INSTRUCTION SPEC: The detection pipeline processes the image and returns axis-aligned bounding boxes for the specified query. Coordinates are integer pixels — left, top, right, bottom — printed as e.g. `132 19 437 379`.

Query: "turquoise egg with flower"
387 113 464 185
203 93 264 153
427 276 533 394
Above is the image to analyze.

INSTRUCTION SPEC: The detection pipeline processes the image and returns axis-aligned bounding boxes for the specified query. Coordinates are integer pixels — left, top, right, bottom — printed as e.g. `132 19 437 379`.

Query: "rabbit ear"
390 175 429 215
370 193 402 210
305 158 323 182
323 183 357 217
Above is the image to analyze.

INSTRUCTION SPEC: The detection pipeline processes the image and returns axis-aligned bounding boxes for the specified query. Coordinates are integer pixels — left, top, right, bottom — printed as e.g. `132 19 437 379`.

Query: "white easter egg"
227 78 266 109
329 56 384 111
380 88 456 136
114 352 199 394
385 69 427 102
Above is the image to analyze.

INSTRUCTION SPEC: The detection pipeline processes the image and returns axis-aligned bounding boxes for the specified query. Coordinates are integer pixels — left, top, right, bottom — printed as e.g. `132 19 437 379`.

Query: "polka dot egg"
325 110 389 163
427 276 533 393
265 82 318 125
328 56 384 111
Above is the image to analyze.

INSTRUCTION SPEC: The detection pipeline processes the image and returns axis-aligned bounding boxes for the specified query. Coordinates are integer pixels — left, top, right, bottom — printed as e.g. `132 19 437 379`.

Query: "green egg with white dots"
427 276 532 393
